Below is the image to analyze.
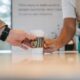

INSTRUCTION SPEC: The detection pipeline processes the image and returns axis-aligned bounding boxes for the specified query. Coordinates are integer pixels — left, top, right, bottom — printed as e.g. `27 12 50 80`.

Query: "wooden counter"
0 51 80 79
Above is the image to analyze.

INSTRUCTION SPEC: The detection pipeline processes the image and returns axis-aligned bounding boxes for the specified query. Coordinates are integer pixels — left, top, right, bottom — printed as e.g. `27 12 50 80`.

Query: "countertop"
0 50 80 80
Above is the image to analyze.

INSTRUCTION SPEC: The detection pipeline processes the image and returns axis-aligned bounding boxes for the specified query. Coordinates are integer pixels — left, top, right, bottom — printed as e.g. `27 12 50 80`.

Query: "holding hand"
44 38 60 53
6 29 36 49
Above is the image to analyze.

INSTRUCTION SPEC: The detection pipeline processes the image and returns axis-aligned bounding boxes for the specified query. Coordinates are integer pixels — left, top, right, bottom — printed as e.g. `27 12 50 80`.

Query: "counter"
0 51 80 80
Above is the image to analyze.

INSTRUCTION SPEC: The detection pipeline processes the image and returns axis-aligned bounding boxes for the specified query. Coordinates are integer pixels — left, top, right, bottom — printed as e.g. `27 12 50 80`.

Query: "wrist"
53 39 63 49
0 25 11 41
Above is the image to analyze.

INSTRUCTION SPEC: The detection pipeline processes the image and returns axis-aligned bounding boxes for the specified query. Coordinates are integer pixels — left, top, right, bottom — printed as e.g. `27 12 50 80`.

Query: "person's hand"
6 29 36 49
44 38 60 53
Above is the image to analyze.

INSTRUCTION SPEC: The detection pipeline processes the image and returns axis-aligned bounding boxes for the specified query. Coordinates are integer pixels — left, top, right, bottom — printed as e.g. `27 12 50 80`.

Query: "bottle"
30 30 44 60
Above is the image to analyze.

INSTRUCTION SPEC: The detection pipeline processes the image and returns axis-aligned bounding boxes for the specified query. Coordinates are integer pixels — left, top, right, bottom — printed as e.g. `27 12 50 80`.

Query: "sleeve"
62 0 76 19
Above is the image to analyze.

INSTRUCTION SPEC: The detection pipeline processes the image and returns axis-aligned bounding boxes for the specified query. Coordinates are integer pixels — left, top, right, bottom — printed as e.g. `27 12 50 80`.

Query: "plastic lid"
31 30 44 37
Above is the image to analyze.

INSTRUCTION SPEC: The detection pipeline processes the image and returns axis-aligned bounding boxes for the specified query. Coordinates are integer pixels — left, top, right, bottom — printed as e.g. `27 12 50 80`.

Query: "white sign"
12 0 63 38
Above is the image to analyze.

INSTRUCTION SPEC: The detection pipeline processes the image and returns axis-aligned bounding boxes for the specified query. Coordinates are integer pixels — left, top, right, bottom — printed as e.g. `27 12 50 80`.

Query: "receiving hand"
6 29 36 49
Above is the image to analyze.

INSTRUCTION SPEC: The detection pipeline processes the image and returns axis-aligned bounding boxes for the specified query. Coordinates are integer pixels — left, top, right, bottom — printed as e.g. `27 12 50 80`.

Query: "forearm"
55 18 76 48
57 24 76 46
0 20 11 41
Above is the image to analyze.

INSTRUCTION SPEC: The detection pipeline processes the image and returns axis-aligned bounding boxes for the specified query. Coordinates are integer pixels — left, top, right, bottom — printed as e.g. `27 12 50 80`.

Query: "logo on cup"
31 30 44 48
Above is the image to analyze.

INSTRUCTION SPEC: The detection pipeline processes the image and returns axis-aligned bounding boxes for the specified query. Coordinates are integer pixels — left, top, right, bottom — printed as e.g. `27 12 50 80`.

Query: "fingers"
44 38 54 45
26 33 36 40
21 39 32 48
44 44 50 49
6 29 36 49
44 47 56 53
20 32 36 49
15 41 31 49
44 48 54 53
17 39 32 49
20 43 30 50
44 43 58 53
44 38 57 49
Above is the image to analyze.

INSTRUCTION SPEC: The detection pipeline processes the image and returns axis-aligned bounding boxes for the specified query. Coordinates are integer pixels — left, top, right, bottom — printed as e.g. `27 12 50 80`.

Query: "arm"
0 20 36 49
44 0 77 52
54 18 76 49
44 18 76 52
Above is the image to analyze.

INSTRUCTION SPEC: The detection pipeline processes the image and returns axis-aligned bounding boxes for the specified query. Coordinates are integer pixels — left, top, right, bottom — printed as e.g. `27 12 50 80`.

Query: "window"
0 0 11 51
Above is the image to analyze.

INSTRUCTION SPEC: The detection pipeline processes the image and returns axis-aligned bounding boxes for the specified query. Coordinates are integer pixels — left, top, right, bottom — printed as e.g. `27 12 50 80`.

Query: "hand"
6 29 36 49
44 38 59 53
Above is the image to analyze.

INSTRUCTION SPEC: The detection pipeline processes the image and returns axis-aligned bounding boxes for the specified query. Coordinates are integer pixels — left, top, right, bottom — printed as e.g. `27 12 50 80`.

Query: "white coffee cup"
30 30 44 60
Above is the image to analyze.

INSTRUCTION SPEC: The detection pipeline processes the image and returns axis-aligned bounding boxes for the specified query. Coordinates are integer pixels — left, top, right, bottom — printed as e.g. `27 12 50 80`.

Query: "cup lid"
31 30 44 37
